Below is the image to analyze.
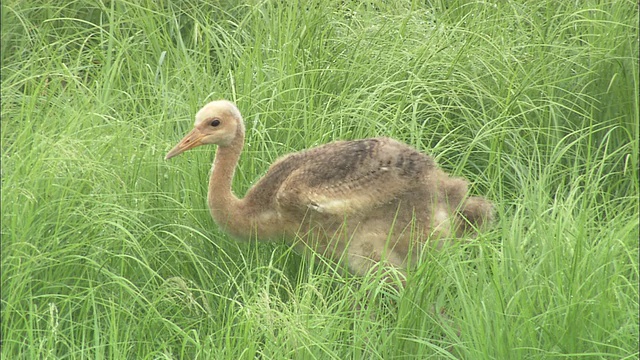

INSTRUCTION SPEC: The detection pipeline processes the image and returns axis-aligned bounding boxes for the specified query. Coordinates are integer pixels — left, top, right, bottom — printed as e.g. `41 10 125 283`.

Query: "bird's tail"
456 196 495 235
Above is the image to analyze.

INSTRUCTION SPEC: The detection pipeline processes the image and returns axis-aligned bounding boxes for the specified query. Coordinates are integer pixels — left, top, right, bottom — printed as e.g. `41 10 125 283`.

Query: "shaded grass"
2 0 638 358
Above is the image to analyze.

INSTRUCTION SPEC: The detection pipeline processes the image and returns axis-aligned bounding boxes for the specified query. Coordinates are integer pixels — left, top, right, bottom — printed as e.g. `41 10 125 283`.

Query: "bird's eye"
210 119 221 127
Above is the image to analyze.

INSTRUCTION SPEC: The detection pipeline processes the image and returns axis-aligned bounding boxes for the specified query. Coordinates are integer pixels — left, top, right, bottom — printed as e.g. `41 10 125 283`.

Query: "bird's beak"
165 128 205 160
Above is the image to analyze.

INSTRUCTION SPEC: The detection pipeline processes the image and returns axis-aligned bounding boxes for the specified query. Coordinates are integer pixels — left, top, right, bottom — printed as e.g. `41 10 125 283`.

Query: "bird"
165 100 494 286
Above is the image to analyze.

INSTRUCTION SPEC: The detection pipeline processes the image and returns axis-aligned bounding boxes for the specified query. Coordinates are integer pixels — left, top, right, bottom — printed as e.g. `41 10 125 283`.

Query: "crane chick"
166 100 494 284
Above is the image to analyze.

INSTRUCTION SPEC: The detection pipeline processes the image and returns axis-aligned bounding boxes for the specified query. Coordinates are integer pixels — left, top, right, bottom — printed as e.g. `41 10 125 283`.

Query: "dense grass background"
2 0 638 358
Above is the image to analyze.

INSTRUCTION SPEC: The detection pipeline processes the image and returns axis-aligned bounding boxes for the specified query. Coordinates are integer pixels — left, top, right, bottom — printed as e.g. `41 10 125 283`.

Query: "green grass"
2 0 638 358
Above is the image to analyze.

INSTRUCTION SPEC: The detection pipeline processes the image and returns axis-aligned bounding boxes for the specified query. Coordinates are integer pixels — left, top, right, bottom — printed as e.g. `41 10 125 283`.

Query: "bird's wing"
274 138 436 216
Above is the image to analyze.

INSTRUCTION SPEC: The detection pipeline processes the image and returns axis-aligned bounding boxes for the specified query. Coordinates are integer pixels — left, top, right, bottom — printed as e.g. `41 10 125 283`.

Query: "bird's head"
165 100 245 160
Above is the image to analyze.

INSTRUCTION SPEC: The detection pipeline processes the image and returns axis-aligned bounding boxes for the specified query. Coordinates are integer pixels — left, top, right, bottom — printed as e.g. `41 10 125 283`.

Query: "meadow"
1 0 638 358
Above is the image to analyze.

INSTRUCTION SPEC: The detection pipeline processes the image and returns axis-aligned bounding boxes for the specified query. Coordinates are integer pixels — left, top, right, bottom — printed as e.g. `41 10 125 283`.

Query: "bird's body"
166 100 493 282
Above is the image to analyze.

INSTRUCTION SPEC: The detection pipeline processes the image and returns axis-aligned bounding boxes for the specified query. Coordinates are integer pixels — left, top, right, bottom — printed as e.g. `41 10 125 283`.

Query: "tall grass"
2 0 638 358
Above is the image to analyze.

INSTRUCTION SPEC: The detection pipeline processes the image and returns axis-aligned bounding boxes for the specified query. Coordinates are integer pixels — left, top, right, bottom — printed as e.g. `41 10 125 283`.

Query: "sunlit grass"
2 0 638 358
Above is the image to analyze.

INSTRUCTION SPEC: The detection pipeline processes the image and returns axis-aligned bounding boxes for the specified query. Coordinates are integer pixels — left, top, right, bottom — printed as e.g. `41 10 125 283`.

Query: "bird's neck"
207 134 251 239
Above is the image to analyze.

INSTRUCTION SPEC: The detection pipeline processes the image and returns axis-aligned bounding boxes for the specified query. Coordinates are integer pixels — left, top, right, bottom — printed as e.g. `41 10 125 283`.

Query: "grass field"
2 0 638 358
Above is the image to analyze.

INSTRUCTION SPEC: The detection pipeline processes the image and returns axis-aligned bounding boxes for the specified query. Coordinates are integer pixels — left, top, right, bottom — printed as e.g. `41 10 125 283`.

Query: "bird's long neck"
208 132 251 239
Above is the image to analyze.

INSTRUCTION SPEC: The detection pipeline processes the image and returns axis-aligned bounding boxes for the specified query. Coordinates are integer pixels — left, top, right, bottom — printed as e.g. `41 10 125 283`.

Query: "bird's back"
242 137 442 228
